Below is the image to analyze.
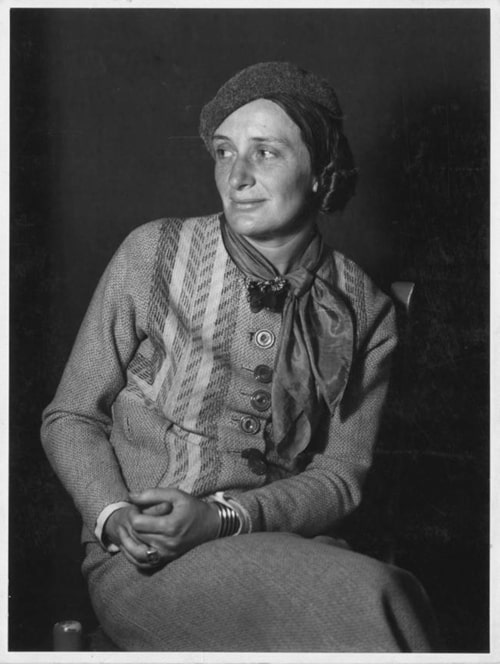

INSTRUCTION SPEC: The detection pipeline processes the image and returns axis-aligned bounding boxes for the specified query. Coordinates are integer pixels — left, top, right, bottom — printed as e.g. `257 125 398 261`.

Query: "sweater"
41 214 397 543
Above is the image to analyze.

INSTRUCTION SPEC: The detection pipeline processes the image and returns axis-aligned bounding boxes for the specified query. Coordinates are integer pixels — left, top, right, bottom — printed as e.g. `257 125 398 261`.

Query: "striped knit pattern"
332 251 367 350
41 214 397 542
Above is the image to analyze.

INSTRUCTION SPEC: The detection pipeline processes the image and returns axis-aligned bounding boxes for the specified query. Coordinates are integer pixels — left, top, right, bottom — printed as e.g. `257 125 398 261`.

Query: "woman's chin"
223 211 267 237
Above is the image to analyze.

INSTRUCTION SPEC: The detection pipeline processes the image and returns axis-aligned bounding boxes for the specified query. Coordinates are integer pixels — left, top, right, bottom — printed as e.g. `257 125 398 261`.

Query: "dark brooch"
246 277 289 313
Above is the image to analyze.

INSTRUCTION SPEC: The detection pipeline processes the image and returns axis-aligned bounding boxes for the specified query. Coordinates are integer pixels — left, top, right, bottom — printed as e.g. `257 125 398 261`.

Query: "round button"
254 364 273 383
254 329 275 349
240 415 260 435
241 448 268 476
250 389 271 412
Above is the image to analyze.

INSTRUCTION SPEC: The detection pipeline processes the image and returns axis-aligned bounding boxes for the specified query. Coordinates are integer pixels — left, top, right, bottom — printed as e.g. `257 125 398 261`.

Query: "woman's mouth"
231 199 265 210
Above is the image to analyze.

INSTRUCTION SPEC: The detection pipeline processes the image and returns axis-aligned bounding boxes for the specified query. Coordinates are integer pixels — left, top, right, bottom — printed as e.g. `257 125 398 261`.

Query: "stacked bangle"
215 501 241 537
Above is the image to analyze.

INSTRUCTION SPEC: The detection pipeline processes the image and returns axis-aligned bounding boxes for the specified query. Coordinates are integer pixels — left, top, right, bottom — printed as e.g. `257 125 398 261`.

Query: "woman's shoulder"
324 247 395 343
126 214 220 243
328 249 390 305
114 214 221 264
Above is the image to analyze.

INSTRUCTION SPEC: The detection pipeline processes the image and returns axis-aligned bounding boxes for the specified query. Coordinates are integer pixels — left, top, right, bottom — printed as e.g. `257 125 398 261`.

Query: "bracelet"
215 501 241 537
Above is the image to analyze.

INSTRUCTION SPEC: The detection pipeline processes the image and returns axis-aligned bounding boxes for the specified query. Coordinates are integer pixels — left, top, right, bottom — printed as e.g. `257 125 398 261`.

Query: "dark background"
10 8 489 652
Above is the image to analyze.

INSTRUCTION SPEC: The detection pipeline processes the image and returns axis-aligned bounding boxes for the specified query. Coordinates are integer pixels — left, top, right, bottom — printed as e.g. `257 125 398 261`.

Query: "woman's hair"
263 93 358 214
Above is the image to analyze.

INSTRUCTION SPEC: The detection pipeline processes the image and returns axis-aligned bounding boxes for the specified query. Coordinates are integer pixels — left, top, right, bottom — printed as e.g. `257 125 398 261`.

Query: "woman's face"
213 98 317 243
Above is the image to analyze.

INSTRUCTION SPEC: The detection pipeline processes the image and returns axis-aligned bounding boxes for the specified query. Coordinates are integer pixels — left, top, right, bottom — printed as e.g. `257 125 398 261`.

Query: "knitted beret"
199 61 343 150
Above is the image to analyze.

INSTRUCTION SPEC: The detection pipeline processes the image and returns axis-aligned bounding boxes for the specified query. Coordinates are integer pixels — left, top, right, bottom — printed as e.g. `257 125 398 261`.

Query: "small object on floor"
53 620 82 651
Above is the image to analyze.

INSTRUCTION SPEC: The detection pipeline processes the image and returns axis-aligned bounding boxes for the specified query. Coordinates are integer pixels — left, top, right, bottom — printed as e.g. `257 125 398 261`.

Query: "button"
254 364 273 383
240 415 260 435
254 330 275 349
250 389 271 412
241 448 268 476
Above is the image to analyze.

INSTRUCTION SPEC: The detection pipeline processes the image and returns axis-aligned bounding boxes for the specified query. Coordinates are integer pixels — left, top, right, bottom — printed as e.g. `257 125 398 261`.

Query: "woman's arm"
230 275 397 536
40 223 158 539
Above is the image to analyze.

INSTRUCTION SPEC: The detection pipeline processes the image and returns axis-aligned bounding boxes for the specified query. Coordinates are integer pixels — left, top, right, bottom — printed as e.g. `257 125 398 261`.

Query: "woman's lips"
231 199 265 209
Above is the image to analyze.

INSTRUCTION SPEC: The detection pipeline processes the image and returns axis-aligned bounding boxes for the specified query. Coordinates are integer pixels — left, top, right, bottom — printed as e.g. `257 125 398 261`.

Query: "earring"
312 181 318 193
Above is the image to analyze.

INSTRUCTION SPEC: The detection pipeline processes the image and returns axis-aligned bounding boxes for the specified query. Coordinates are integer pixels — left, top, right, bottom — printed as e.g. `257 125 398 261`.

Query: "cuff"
95 501 131 553
207 491 252 535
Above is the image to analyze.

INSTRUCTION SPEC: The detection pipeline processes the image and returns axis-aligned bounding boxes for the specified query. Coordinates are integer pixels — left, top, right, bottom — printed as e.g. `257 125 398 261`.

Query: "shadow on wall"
394 96 488 653
340 93 489 652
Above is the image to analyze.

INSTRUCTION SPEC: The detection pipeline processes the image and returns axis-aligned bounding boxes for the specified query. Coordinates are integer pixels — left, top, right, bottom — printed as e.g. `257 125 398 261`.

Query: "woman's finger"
129 487 184 507
118 525 157 567
131 513 174 535
120 544 148 569
141 501 173 516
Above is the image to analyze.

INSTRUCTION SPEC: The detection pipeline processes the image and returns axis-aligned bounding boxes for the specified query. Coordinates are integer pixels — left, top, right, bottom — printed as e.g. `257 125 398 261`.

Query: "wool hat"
199 61 343 150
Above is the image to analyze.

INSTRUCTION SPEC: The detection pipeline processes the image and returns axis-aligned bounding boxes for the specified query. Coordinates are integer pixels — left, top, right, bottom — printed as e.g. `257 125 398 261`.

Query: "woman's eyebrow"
212 134 291 147
251 136 291 147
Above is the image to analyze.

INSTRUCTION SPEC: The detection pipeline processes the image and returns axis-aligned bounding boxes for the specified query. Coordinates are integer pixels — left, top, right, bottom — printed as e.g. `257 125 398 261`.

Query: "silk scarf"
220 216 354 459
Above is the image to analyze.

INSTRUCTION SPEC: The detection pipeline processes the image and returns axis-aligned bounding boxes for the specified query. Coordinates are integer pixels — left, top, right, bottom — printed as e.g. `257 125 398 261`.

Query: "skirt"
82 531 439 652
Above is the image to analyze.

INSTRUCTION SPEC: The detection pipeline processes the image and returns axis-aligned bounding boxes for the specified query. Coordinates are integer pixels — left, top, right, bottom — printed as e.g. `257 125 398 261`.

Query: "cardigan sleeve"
230 274 397 537
40 224 157 539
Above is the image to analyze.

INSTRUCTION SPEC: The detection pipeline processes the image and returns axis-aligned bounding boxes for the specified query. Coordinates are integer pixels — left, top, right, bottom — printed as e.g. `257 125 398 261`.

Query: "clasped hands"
103 488 221 569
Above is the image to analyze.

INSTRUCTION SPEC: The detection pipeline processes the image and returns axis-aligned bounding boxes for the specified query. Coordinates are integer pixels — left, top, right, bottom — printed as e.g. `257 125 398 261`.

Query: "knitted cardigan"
41 215 397 544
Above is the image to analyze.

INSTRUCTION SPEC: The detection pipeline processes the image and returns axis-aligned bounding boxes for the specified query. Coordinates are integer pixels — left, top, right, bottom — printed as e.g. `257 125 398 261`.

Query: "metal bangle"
215 502 240 537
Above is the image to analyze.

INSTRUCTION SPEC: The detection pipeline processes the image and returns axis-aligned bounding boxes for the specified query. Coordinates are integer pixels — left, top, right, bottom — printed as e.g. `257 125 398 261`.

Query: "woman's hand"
107 488 220 569
129 488 221 564
103 503 167 569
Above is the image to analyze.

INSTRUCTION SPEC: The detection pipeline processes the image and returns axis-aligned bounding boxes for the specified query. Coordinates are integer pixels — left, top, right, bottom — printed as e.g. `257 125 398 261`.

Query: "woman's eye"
257 149 276 159
215 148 233 159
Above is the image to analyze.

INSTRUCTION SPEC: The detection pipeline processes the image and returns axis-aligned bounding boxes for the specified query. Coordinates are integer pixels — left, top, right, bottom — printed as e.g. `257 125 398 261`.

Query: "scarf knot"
287 266 316 298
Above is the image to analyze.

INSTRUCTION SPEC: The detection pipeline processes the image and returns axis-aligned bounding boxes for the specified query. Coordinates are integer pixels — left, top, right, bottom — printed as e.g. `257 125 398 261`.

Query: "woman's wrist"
213 501 241 537
205 492 252 535
206 501 223 540
103 505 130 546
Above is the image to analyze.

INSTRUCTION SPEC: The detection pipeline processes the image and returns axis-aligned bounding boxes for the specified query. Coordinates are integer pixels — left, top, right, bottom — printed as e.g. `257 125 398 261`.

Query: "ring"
146 547 160 565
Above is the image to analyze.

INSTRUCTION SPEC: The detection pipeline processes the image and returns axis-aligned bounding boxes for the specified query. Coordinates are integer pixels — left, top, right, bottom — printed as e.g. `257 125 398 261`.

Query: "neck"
244 221 318 274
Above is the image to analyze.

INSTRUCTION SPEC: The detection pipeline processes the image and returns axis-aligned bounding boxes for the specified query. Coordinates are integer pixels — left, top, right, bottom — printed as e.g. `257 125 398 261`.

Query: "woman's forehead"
213 98 303 143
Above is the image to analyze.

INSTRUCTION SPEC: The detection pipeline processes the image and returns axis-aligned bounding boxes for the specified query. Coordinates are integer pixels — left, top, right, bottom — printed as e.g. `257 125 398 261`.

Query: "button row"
237 331 276 475
238 331 275 438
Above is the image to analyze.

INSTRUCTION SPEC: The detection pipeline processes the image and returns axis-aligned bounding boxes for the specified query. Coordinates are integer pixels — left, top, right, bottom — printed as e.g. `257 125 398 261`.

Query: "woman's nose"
229 156 255 189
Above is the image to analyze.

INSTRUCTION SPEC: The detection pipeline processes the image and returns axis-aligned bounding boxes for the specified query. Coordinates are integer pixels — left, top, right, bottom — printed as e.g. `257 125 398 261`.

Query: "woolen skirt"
82 531 439 652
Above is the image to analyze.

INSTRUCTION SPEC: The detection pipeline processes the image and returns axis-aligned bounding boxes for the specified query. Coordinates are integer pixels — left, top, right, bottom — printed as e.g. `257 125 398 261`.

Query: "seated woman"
41 61 439 652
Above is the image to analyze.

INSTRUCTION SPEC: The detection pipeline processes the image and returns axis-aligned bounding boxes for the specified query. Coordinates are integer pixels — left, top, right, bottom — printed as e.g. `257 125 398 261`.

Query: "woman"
41 61 438 652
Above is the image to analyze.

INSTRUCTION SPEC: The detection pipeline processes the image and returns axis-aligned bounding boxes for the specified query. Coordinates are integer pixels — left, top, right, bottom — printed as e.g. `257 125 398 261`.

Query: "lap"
83 532 438 652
